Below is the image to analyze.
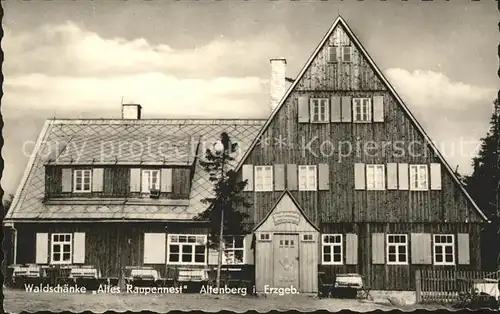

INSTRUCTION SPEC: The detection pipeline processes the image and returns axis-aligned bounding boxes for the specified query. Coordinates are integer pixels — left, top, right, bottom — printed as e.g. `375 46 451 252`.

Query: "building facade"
3 16 488 293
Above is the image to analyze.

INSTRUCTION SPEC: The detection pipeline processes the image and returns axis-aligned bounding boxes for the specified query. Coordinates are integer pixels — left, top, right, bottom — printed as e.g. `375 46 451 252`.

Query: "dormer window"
142 169 160 193
73 169 92 193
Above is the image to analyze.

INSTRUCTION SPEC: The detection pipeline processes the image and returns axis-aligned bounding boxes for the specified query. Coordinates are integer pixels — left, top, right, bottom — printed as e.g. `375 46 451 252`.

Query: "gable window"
254 166 273 192
409 165 428 191
167 234 206 265
310 98 329 123
322 234 343 265
142 169 160 193
302 234 314 242
366 164 385 190
328 46 352 63
433 234 455 265
259 233 271 241
223 235 244 265
51 233 72 264
298 165 317 191
386 234 408 265
74 169 91 193
353 98 372 122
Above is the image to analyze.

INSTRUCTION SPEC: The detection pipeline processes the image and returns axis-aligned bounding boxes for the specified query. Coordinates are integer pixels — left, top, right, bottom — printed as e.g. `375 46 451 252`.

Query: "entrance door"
273 234 299 288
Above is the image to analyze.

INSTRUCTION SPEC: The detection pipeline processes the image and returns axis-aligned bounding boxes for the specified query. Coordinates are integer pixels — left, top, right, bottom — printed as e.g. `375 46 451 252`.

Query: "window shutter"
345 233 358 265
73 232 86 264
430 163 442 190
36 233 49 264
457 233 470 265
144 233 166 264
330 96 341 122
386 163 398 190
411 233 432 264
287 164 298 190
371 233 385 264
160 168 173 192
318 163 329 190
341 96 352 122
398 163 409 190
130 168 141 192
298 96 309 123
242 164 254 191
274 164 285 191
208 248 219 265
354 163 365 190
244 234 254 265
373 96 384 122
91 168 104 192
61 168 72 192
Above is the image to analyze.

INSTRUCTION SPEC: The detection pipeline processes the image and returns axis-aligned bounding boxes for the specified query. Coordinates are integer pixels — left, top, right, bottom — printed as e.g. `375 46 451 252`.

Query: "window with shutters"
366 164 385 190
254 166 273 192
322 234 343 265
328 46 351 63
353 98 372 122
310 98 329 123
74 169 92 192
433 234 455 265
298 165 317 191
223 235 244 265
51 233 72 264
386 234 408 265
409 165 428 191
142 169 160 192
167 234 206 265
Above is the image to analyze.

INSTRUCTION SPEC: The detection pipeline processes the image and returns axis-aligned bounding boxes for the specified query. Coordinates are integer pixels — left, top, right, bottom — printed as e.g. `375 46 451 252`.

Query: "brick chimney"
122 104 142 119
270 58 287 111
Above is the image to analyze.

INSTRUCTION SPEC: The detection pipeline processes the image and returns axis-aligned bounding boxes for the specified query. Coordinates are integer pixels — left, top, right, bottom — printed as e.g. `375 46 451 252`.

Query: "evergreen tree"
464 98 500 270
194 132 251 255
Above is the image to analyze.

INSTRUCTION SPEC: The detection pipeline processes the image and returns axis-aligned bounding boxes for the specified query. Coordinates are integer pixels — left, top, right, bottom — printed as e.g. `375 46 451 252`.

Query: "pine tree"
464 98 500 270
194 132 251 286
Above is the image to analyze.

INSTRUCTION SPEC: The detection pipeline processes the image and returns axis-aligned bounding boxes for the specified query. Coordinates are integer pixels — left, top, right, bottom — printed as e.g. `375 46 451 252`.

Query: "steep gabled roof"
5 119 265 222
234 15 489 222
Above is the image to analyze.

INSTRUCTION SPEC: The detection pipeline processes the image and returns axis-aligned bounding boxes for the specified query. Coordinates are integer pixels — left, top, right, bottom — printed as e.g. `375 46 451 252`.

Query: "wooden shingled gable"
234 15 488 222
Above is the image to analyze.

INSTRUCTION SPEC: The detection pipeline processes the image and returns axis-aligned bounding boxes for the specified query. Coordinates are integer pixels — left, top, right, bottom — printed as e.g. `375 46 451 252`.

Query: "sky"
2 0 498 196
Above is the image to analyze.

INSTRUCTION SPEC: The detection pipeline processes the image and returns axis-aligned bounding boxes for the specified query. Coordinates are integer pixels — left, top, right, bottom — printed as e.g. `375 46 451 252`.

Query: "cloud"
385 68 497 174
3 21 295 78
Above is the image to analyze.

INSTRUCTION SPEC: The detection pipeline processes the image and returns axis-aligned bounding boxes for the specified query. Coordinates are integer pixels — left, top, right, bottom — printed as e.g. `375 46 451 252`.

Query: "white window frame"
51 233 72 265
409 165 428 191
142 169 161 193
366 164 385 190
310 98 329 123
353 98 372 122
341 46 352 62
254 166 273 192
322 234 343 265
259 233 271 241
386 234 408 265
167 234 207 265
223 235 245 265
73 169 92 193
433 234 455 265
298 165 317 191
328 46 352 63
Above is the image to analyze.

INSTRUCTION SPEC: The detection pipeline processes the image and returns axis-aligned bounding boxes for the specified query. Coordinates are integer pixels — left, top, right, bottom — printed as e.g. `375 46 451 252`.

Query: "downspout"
10 223 17 265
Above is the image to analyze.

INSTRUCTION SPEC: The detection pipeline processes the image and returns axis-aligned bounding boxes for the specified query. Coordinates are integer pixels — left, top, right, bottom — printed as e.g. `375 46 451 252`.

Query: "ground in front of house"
3 288 448 313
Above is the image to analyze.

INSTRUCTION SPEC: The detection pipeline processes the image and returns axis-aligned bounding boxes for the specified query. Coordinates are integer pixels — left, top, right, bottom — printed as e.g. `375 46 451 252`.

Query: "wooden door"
273 234 299 288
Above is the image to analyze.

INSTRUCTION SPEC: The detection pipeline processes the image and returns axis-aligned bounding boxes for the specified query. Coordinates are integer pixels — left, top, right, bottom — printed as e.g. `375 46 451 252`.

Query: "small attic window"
328 46 352 63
